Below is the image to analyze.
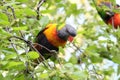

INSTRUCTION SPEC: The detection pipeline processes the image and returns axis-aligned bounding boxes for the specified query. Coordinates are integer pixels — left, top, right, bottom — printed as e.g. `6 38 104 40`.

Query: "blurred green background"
0 0 120 80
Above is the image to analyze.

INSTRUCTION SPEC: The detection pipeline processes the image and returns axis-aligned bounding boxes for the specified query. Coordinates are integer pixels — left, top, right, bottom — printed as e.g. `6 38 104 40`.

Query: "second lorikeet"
93 0 120 28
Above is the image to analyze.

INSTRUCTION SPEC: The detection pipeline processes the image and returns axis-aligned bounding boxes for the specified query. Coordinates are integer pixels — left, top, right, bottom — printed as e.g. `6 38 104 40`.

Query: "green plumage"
92 0 115 22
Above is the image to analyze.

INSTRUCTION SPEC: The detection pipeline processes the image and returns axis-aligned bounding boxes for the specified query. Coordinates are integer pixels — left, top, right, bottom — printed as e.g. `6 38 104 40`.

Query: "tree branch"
36 0 46 20
9 36 56 69
2 0 24 38
7 6 16 19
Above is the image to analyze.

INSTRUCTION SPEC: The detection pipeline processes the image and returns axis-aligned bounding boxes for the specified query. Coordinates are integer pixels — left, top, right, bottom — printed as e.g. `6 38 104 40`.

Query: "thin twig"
7 6 16 19
36 0 46 20
35 43 63 68
9 36 47 65
8 39 21 61
9 36 56 69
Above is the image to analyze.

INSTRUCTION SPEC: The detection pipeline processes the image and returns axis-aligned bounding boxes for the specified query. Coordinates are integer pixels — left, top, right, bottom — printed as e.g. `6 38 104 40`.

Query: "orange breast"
43 24 67 47
107 13 120 28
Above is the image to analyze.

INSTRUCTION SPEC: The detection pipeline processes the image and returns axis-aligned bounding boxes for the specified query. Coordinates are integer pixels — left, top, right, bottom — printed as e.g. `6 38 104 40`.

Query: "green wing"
92 0 116 22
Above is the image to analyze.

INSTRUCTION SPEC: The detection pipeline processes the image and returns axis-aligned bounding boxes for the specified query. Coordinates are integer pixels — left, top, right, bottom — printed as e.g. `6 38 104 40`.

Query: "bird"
33 23 76 64
93 0 120 29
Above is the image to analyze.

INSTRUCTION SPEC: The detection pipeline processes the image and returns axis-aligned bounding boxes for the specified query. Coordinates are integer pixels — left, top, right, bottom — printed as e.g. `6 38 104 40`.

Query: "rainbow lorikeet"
33 23 76 63
93 0 120 28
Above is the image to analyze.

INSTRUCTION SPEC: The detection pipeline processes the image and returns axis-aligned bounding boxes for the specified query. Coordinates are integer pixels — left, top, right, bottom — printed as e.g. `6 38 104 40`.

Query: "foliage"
0 0 120 80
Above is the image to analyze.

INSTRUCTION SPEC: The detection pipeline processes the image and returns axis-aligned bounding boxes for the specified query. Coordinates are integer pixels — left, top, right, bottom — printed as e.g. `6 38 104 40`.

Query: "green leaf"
90 55 103 63
0 20 10 25
5 53 17 60
0 13 8 21
3 61 24 70
103 68 114 75
23 8 36 16
110 0 116 5
13 26 28 30
41 10 55 14
0 27 11 38
39 16 49 27
0 61 8 66
69 56 77 64
16 0 28 2
64 63 74 68
51 76 60 80
13 73 26 80
27 51 39 60
40 73 48 79
15 9 24 18
112 53 120 64
0 13 10 25
2 48 16 54
0 74 5 80
71 71 88 79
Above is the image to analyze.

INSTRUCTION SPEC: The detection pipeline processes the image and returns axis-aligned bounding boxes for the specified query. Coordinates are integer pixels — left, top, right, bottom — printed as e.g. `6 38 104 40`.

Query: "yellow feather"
43 24 66 47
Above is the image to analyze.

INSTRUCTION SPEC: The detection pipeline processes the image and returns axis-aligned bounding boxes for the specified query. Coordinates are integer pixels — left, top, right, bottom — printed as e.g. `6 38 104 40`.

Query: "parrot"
33 23 76 64
93 0 120 29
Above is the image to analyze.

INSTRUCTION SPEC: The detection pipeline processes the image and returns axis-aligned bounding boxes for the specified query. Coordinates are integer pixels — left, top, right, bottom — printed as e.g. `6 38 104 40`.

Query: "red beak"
68 36 74 42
